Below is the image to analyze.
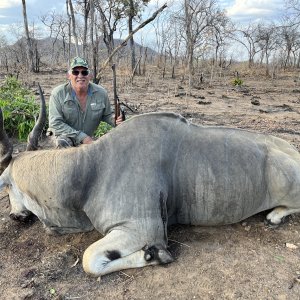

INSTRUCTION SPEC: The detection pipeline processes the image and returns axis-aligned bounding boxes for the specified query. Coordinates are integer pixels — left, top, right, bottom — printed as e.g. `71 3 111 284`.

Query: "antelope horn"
26 83 47 151
0 107 13 173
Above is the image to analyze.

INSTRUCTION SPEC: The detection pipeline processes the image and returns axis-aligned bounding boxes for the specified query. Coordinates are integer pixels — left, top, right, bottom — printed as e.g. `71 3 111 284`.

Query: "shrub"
232 77 243 86
0 76 41 140
94 121 113 138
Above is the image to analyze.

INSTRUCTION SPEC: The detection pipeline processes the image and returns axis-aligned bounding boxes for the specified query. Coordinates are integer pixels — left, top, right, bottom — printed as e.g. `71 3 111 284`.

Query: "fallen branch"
168 238 191 248
276 128 300 135
95 3 168 83
198 100 212 105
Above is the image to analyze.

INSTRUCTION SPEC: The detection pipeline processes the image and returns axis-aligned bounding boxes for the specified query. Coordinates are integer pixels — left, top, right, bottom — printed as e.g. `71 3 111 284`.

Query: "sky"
0 0 287 43
221 0 284 22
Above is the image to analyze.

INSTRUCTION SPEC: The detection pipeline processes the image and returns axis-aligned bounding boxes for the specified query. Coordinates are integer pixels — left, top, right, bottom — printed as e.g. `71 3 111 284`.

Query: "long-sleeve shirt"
49 82 114 145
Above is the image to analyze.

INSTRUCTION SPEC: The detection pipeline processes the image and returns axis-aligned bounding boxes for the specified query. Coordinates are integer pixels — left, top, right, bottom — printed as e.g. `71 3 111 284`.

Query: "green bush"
232 77 243 86
94 121 113 138
0 76 41 140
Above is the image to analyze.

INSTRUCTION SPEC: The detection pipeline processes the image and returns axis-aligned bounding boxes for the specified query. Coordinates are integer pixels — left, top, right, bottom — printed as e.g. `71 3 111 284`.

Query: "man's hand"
82 136 94 144
116 115 123 126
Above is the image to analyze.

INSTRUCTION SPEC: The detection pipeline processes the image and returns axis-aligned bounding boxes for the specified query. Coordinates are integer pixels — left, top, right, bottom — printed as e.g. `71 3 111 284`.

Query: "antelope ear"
26 83 47 151
0 107 13 174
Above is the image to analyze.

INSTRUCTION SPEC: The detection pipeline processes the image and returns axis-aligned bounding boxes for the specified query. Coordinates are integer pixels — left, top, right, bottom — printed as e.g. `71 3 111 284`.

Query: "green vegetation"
232 77 243 86
0 76 41 140
49 288 56 297
0 76 114 141
94 121 113 137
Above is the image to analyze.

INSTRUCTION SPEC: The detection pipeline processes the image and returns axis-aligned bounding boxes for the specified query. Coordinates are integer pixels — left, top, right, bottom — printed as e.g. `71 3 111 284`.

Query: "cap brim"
72 65 89 69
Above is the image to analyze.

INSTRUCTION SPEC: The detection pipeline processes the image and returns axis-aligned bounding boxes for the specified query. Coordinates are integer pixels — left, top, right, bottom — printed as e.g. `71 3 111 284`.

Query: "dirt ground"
1 66 300 299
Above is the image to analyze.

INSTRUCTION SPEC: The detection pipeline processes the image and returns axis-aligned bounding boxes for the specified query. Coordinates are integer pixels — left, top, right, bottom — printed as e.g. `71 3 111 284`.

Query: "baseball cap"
70 57 89 69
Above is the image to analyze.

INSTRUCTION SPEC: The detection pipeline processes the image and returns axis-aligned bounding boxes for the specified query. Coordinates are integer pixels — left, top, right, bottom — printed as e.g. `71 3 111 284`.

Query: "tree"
95 3 167 82
278 24 300 68
163 14 184 79
80 0 91 58
256 23 279 75
126 0 150 73
67 0 80 56
89 0 99 81
153 10 168 68
94 0 127 61
209 11 232 68
231 24 262 68
0 34 9 72
22 0 35 72
286 0 300 20
182 0 224 90
128 0 136 72
40 10 70 65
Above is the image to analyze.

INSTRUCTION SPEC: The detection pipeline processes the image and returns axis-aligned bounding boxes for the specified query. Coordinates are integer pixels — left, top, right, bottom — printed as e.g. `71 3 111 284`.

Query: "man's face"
68 67 91 91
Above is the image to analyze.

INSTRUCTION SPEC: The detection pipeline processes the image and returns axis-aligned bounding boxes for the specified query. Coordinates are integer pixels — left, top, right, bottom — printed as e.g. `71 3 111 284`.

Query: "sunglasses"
71 69 89 76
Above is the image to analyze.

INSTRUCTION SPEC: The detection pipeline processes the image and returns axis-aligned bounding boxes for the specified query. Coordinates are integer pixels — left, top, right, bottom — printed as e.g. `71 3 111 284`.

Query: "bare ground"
0 67 300 299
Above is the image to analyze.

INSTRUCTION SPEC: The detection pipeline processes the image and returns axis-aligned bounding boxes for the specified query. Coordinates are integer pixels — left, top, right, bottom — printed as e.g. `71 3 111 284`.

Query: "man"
48 57 123 148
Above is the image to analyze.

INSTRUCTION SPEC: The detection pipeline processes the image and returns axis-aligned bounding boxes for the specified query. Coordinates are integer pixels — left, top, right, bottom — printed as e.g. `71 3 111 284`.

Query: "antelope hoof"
10 210 33 222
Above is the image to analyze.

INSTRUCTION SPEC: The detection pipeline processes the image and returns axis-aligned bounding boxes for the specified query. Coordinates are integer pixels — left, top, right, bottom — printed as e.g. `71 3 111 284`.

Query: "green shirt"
49 82 114 145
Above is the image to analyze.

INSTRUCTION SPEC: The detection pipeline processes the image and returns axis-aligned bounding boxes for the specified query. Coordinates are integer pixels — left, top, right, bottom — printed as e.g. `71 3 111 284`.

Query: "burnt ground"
0 66 300 299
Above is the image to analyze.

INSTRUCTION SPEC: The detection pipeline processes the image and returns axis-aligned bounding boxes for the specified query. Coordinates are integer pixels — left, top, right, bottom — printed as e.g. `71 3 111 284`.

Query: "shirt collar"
68 82 92 98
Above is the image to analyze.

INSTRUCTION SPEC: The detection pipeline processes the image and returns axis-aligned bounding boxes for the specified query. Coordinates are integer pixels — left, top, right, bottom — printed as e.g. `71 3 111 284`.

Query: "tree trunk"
297 53 300 68
142 47 148 75
66 0 72 63
129 0 136 74
265 50 270 76
67 0 79 57
82 0 90 58
22 0 35 72
89 0 98 83
138 46 142 75
184 0 194 92
4 53 8 72
34 41 40 72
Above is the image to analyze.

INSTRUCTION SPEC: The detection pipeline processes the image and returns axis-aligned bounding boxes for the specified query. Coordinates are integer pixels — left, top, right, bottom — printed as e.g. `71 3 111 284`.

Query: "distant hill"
11 36 158 69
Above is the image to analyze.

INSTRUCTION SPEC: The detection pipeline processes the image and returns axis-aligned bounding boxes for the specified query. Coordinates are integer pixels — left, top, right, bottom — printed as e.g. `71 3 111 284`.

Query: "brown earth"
0 67 300 299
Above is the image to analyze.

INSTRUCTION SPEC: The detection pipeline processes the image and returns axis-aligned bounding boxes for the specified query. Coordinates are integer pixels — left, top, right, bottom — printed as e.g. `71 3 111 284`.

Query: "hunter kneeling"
48 57 123 148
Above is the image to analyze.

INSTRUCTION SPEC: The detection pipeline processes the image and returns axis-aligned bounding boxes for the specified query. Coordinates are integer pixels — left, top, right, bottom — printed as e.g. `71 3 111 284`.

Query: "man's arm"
49 93 88 144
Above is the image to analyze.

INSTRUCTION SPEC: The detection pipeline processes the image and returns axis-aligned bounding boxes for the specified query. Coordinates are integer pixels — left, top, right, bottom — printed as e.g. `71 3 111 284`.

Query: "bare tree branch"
95 3 168 83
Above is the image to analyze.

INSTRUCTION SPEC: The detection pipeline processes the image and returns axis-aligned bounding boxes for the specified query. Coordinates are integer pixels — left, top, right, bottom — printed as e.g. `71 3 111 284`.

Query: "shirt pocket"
63 101 78 124
90 102 105 120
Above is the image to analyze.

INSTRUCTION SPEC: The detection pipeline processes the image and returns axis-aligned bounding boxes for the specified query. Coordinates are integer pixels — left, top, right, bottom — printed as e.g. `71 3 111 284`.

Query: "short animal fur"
1 89 300 276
